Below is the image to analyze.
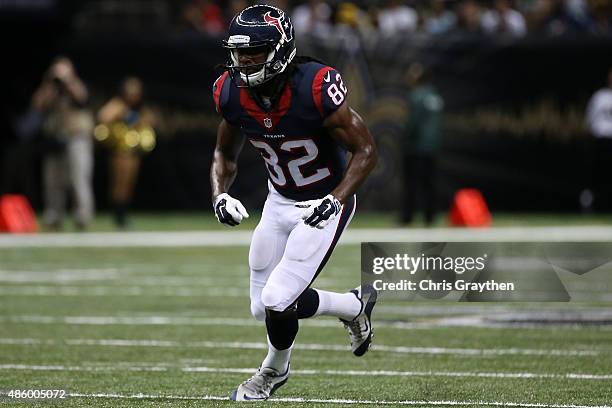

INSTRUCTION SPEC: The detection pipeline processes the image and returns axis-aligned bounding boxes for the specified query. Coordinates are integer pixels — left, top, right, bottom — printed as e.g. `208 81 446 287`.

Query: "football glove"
213 193 249 227
295 194 342 229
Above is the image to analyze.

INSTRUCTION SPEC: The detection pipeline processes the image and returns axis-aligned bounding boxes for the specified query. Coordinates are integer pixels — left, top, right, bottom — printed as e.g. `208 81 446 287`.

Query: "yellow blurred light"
94 124 110 141
112 123 128 137
125 130 140 148
139 128 156 152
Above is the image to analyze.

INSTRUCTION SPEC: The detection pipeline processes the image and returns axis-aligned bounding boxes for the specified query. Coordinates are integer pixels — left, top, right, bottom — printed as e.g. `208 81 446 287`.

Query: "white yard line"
2 226 612 248
0 275 249 286
0 275 348 289
2 313 611 331
182 366 612 381
0 391 608 408
2 285 609 300
0 269 121 282
0 286 246 297
0 363 610 381
0 337 599 357
0 315 355 328
0 364 165 372
62 393 612 408
0 315 336 327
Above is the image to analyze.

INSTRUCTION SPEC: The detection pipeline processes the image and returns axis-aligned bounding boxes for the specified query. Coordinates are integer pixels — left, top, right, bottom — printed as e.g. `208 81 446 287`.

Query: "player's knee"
261 284 289 312
265 305 297 320
250 300 266 321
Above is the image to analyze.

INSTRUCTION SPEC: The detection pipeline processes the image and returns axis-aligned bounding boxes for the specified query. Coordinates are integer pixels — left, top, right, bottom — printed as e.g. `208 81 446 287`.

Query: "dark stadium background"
1 0 612 214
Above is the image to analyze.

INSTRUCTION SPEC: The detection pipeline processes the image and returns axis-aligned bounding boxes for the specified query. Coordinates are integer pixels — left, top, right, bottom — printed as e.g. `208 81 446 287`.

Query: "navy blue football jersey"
213 62 349 201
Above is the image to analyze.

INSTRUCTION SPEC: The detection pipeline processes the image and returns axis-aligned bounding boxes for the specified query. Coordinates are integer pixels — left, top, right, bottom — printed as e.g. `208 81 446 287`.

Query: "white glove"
213 193 249 227
295 194 342 229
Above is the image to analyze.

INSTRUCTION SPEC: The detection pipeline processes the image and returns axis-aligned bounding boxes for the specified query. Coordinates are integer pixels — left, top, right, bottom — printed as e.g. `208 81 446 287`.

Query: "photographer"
32 57 95 230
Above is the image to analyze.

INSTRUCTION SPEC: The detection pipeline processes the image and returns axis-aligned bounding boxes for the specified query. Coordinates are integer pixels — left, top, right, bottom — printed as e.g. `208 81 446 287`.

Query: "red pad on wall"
449 189 491 227
0 195 38 233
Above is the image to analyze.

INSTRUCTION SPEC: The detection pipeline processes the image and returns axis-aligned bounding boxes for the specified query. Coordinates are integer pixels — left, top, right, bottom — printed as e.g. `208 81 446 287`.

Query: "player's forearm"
331 144 377 204
210 150 238 200
210 120 244 201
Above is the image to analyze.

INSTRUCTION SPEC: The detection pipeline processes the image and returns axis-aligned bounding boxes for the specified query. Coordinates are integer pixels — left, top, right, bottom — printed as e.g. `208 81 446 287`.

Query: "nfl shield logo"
264 118 273 128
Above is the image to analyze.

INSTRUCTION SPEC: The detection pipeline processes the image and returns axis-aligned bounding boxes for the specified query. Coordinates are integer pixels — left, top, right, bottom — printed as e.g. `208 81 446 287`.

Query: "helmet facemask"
228 44 275 88
225 39 296 89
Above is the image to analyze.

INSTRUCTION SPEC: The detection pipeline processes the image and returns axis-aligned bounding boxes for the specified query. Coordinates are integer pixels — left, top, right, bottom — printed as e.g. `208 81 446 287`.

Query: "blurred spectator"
529 0 592 35
401 63 444 226
97 77 157 229
455 0 484 34
563 0 592 29
292 0 333 40
481 0 527 37
183 0 226 36
424 0 457 35
227 0 248 20
585 67 612 210
587 68 612 139
264 0 290 10
33 57 95 230
170 0 610 38
334 2 377 44
591 0 612 34
377 0 418 37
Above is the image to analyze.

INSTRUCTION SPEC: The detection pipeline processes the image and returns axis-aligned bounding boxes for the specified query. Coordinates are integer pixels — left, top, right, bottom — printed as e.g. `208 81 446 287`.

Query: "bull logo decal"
264 11 292 41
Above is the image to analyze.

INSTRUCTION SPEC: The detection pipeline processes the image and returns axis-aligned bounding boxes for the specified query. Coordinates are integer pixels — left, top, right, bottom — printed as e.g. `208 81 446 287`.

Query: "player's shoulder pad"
212 71 231 115
308 63 348 118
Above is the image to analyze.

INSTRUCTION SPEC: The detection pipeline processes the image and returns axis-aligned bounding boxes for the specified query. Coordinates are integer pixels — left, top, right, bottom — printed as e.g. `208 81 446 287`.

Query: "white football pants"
249 183 356 320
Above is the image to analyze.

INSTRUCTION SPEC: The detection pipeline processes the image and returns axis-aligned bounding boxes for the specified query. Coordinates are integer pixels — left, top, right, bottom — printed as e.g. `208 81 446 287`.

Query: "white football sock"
313 288 362 321
261 336 291 373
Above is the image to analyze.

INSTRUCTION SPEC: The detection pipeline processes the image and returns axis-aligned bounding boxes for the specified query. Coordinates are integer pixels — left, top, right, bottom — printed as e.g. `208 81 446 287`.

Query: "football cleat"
340 284 378 357
229 364 290 401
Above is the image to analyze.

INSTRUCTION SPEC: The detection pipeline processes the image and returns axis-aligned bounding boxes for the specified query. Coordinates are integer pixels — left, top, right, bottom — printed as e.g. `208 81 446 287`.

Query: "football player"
210 4 378 401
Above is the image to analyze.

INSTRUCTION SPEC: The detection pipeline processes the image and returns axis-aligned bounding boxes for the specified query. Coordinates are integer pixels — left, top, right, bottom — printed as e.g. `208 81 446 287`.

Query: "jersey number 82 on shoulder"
327 73 347 106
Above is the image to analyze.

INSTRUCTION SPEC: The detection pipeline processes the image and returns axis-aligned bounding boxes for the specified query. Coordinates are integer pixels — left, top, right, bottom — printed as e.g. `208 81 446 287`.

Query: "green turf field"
0 244 611 407
37 211 612 232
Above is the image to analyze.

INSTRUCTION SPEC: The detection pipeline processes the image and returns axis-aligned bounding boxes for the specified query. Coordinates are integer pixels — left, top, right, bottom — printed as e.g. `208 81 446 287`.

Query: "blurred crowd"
13 58 157 231
179 0 612 38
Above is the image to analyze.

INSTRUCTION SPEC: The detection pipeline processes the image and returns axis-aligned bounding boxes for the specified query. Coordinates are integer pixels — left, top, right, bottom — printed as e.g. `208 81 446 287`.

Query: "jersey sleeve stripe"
312 66 334 118
213 71 230 114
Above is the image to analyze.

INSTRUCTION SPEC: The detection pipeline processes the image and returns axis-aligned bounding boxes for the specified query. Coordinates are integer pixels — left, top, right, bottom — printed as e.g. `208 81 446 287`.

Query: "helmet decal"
263 11 292 42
